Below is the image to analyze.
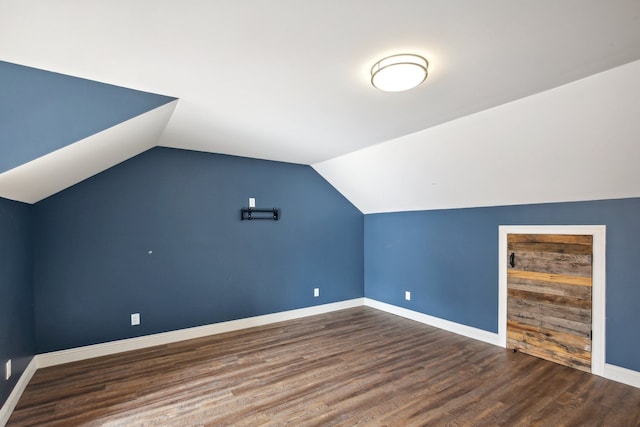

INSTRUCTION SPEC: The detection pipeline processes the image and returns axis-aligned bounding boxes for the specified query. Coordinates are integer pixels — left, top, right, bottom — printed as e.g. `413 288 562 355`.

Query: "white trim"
604 363 640 389
364 298 500 346
37 299 364 368
0 358 37 427
2 296 637 425
498 225 606 376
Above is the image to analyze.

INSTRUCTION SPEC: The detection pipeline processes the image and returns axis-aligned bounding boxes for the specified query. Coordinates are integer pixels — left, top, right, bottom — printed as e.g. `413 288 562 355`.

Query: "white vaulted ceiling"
1 1 640 208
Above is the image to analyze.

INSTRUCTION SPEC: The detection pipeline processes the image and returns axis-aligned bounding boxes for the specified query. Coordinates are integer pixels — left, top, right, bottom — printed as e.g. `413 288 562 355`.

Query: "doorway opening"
498 225 605 375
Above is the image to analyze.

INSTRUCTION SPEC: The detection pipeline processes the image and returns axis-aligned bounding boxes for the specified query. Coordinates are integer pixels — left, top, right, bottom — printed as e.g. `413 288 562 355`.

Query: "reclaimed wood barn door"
506 234 593 372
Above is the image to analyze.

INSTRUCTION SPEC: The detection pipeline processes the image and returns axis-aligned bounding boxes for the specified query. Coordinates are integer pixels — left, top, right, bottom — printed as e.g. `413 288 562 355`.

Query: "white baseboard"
604 363 640 388
32 298 500 370
0 358 37 427
1 300 363 425
4 298 637 427
364 300 640 388
364 298 501 346
0 299 498 426
37 298 364 368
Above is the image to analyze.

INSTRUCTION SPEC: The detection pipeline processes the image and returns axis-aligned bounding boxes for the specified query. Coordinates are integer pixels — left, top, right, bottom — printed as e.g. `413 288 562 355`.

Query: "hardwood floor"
8 307 640 426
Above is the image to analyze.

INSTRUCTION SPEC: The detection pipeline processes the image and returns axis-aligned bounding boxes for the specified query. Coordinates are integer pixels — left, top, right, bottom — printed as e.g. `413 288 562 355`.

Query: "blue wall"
32 147 364 353
8 141 640 393
0 61 175 173
0 197 34 408
365 198 640 372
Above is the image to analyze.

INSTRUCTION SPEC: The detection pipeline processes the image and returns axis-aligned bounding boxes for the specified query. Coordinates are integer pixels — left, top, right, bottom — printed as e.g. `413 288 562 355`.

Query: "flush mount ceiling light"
371 54 429 92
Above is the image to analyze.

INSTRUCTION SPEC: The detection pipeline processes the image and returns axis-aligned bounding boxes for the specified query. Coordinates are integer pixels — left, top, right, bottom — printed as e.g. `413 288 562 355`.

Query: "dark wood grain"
8 307 640 426
507 242 593 255
507 275 592 300
508 250 592 277
507 320 591 371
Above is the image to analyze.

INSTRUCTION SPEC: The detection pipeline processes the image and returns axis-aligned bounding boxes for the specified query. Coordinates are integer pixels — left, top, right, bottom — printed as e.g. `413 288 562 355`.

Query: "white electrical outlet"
5 359 11 380
249 197 256 208
405 291 411 301
314 288 320 297
131 313 141 326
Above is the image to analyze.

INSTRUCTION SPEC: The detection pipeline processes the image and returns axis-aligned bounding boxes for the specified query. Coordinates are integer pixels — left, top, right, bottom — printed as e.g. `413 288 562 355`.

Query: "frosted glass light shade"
371 54 428 92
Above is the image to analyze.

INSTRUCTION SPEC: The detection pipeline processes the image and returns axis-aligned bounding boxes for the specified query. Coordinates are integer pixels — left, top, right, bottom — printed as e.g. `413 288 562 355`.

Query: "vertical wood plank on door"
507 234 593 372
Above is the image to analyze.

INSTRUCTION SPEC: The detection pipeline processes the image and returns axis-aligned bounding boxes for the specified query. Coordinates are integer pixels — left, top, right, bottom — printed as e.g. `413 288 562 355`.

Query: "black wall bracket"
241 208 279 221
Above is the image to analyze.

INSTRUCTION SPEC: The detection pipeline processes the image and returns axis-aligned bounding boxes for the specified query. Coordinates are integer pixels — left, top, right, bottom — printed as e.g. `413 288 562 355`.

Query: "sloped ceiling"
314 60 640 213
0 61 176 202
0 100 177 203
0 62 175 174
1 1 640 206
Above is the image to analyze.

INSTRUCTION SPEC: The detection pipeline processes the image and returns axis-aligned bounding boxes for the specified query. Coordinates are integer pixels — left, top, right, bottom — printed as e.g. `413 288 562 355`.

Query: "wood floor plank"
8 307 640 426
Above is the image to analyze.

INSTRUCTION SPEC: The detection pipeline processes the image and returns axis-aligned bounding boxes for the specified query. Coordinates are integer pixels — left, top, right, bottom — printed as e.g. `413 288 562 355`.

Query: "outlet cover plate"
405 291 411 301
131 313 141 326
314 288 319 297
5 359 11 380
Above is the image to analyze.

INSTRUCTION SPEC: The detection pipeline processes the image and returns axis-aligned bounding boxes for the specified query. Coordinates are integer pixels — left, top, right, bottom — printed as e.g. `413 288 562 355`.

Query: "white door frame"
498 225 606 376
